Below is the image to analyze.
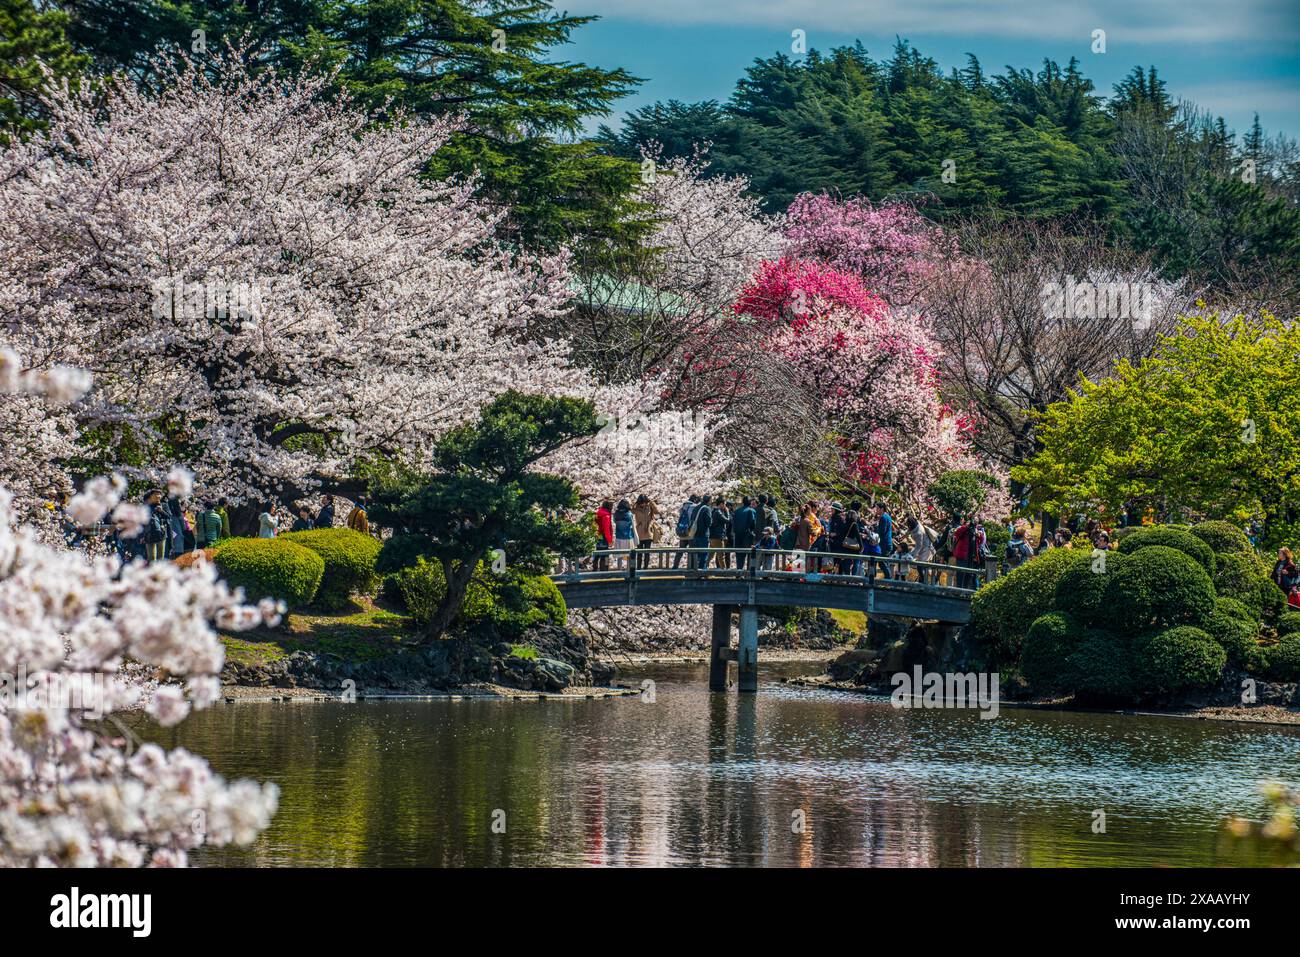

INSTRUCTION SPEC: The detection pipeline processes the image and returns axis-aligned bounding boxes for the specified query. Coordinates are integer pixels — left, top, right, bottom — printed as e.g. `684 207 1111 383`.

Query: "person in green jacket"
196 501 225 549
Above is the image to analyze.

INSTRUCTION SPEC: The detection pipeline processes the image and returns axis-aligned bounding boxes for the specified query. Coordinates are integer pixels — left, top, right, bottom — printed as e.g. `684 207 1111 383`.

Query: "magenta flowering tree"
732 258 997 511
783 193 953 306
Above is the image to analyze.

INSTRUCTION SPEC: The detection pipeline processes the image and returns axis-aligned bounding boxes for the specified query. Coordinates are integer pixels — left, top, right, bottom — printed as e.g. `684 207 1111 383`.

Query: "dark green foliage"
924 469 1001 521
395 560 563 639
214 538 324 609
1067 628 1140 700
1215 596 1258 623
1213 552 1283 620
1200 605 1263 671
1190 520 1254 555
280 528 382 610
486 571 566 640
1053 551 1124 627
372 390 598 637
1020 612 1082 694
983 523 1010 556
1101 545 1216 632
1276 612 1300 637
0 0 85 141
1136 626 1227 695
1115 525 1215 572
970 548 1082 663
1264 635 1300 681
376 533 435 575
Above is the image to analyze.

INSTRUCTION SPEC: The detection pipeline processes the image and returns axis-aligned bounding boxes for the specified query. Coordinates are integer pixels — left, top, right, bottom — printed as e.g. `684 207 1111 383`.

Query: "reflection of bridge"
551 547 992 695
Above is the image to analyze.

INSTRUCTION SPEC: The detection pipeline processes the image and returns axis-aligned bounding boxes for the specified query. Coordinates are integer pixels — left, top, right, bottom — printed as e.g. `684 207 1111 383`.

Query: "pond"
147 662 1300 867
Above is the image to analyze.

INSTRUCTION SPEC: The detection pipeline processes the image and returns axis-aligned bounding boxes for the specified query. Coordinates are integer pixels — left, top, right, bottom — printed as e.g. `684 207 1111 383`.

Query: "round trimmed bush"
1200 605 1263 671
1276 611 1300 637
1052 551 1125 627
1190 520 1254 555
1021 612 1083 694
1067 628 1140 700
1102 545 1216 632
485 571 567 639
1264 635 1300 681
970 548 1084 663
280 528 382 610
1214 596 1258 624
1116 526 1215 573
1213 552 1283 620
1137 626 1227 695
214 538 324 609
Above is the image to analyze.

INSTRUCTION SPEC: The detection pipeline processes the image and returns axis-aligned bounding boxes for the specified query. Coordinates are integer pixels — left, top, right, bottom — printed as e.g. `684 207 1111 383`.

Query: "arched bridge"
551 546 995 694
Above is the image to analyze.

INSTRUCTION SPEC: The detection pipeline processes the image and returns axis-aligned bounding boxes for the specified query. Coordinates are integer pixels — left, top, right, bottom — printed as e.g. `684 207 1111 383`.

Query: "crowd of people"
591 494 966 583
58 488 373 563
584 494 1295 594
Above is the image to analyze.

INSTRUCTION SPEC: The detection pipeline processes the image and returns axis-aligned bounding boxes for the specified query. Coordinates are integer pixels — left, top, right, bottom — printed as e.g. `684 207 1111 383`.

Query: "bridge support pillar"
737 605 759 693
709 604 732 692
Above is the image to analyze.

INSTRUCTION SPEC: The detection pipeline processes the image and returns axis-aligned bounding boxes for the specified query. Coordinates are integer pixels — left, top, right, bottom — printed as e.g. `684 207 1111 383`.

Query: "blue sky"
562 0 1300 140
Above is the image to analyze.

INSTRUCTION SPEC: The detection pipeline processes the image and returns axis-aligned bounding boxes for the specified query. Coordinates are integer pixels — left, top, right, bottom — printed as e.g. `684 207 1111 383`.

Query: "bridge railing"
551 545 992 593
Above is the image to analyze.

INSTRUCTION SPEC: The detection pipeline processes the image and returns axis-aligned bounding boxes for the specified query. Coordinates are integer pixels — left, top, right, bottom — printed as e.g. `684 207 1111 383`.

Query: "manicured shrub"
281 528 382 610
1116 526 1215 573
970 548 1084 663
1276 612 1300 637
1052 551 1124 627
1214 596 1258 624
1021 612 1083 694
1190 520 1254 555
1200 605 1263 670
1264 635 1300 681
1101 545 1215 632
1137 626 1227 695
1067 628 1140 700
1212 552 1283 620
214 538 323 609
484 571 567 639
375 533 433 575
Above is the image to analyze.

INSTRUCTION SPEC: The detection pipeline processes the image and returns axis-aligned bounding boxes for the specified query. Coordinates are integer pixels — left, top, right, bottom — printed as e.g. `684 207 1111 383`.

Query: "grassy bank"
220 598 415 668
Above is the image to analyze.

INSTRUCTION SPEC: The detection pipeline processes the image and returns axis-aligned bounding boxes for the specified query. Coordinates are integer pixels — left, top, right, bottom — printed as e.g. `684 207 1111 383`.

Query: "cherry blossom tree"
0 367 280 867
0 48 720 515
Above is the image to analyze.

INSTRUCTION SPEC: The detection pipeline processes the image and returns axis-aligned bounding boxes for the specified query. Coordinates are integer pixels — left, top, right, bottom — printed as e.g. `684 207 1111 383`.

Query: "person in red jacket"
594 500 614 570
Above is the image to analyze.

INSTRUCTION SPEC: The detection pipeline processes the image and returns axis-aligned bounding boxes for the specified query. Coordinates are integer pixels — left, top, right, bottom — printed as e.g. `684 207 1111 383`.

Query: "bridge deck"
551 547 987 624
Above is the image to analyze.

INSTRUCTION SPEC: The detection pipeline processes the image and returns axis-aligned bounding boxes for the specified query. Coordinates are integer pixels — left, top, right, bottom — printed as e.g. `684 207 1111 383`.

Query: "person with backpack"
612 499 639 569
141 489 168 562
688 494 713 570
673 494 700 569
1004 520 1035 570
763 495 782 538
196 501 225 549
346 497 370 535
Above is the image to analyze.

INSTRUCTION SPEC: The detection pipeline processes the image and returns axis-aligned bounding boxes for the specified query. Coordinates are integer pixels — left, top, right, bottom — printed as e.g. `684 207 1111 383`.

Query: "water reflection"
140 663 1300 867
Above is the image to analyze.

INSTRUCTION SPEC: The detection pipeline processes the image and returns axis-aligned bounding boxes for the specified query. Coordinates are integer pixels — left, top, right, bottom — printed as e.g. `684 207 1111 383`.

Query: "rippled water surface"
148 662 1300 866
